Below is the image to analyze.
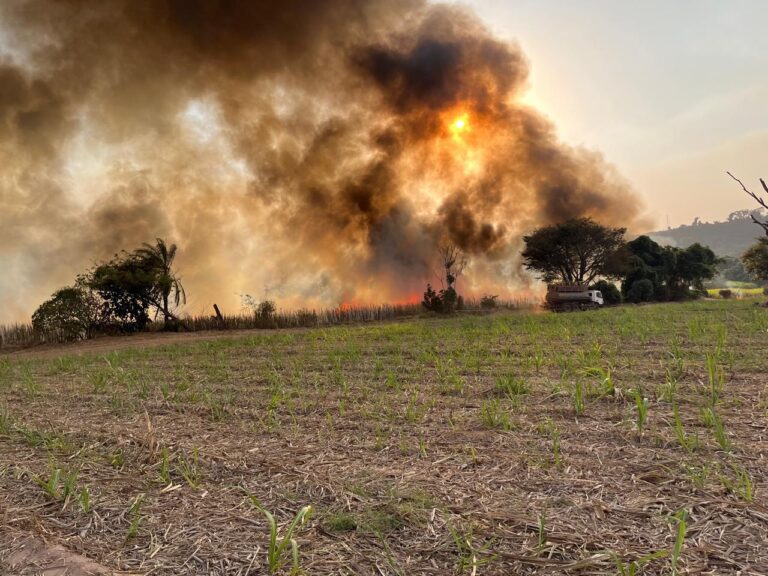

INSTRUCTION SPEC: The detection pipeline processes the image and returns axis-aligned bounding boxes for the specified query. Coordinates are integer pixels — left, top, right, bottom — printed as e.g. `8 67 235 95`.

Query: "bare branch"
439 243 467 276
727 171 768 211
727 172 768 237
750 213 768 235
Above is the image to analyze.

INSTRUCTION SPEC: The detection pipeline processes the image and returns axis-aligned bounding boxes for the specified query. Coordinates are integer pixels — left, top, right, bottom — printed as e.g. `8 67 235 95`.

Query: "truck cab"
587 290 604 306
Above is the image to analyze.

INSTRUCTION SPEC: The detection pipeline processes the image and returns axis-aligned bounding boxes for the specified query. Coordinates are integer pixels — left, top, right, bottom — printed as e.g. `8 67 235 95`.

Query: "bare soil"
0 527 114 575
2 328 290 360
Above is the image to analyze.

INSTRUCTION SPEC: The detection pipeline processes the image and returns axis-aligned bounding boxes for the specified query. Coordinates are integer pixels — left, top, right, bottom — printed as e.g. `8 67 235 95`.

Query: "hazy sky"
464 0 768 228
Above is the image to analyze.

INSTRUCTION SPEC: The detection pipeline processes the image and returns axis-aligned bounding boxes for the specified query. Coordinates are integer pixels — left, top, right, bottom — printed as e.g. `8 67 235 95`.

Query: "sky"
464 0 768 228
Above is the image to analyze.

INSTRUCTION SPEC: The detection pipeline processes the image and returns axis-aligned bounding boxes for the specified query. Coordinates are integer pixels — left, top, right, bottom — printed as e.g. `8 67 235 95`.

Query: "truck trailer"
545 283 604 312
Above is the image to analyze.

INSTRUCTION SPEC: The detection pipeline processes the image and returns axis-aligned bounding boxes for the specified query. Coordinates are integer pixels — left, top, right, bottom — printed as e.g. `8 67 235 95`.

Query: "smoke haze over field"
0 0 645 322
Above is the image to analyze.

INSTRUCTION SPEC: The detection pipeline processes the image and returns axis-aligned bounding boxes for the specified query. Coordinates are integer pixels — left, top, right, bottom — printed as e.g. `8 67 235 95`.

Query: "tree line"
32 239 185 341
424 173 768 314
33 175 768 340
515 174 768 306
518 217 720 305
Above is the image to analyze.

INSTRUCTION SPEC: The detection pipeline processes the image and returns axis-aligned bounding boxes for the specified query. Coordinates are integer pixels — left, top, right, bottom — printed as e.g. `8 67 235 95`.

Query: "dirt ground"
1 301 767 575
2 328 278 360
1 527 114 575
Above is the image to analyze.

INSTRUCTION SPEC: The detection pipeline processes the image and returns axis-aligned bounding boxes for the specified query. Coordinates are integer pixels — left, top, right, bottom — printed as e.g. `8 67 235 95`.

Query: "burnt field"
1 300 767 575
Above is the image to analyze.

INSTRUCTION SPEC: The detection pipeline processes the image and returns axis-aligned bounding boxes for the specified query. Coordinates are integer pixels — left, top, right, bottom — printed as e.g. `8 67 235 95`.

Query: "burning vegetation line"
10 208 724 349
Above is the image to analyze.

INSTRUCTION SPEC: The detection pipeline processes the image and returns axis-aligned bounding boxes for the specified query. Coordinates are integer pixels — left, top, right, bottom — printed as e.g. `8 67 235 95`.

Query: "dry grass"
1 299 767 574
0 298 534 350
706 287 765 298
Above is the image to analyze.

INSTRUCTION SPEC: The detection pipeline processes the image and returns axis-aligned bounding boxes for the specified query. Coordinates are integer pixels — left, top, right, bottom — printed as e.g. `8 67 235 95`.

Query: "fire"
449 113 470 138
338 293 422 311
439 111 483 174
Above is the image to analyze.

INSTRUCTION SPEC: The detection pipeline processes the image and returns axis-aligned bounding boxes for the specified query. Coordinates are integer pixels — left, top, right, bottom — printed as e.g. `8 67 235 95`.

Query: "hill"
648 210 766 257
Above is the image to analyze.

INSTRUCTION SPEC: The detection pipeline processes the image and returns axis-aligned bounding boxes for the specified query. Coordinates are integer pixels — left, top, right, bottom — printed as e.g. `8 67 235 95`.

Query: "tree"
714 255 763 285
727 172 768 236
439 243 466 311
670 243 717 296
625 278 655 303
727 209 765 222
29 238 187 338
729 173 768 302
84 253 157 331
522 218 628 285
621 235 667 300
743 237 768 280
622 236 717 301
32 286 101 342
83 238 186 330
422 244 467 313
241 294 277 328
135 238 186 322
440 244 466 288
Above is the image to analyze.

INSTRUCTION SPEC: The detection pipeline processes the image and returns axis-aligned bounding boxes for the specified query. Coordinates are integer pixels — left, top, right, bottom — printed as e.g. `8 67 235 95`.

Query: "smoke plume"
0 0 644 321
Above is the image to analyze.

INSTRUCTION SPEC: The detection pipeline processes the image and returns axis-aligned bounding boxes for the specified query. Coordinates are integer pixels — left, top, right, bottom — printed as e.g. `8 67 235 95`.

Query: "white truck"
545 283 604 312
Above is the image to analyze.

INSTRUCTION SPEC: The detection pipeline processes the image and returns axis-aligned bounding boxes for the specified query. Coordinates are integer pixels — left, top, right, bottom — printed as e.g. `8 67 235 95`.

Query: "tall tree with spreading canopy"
667 243 718 296
84 252 157 331
522 218 628 285
79 238 186 331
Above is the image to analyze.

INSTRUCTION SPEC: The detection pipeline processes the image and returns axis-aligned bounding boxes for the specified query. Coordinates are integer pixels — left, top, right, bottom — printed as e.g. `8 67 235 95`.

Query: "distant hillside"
648 210 766 257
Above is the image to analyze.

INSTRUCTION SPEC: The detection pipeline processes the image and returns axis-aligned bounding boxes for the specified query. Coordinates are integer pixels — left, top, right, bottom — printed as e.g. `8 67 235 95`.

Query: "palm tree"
135 238 186 322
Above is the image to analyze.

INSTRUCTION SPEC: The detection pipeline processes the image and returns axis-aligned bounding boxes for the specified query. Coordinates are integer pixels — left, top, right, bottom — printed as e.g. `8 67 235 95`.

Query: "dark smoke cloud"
0 0 645 321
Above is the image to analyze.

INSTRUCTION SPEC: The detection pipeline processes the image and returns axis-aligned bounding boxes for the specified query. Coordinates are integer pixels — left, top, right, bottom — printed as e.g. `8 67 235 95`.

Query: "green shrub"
480 295 498 309
495 375 528 397
626 279 655 303
242 295 278 327
32 286 101 342
422 284 459 314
